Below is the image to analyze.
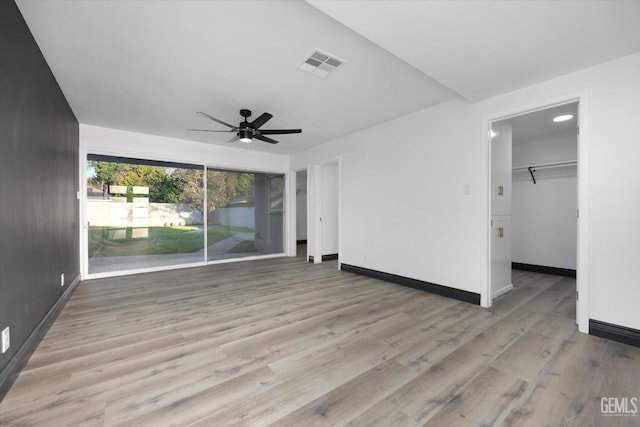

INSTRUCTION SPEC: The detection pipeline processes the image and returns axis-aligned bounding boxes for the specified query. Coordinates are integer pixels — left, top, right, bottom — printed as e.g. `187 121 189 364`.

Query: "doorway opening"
295 169 308 260
489 100 580 324
307 160 340 266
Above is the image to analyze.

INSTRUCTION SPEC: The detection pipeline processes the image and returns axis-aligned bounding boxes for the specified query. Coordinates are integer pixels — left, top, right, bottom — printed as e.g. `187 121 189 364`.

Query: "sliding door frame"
79 149 289 280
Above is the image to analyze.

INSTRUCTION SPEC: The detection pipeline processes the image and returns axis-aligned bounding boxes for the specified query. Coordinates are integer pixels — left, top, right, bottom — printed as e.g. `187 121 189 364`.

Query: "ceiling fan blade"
258 129 302 135
227 135 240 143
186 128 234 132
253 134 279 144
250 112 273 129
196 111 236 129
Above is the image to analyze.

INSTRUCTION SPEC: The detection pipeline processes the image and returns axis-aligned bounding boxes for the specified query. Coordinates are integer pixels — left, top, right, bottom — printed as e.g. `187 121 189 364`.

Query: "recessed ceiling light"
553 114 574 122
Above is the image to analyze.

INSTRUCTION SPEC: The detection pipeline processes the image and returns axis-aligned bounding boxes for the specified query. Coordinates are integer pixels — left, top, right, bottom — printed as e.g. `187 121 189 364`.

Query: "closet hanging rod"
512 160 577 172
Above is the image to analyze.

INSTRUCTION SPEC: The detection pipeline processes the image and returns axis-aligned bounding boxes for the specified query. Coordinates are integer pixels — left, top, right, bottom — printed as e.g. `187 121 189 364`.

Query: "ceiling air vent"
298 50 345 78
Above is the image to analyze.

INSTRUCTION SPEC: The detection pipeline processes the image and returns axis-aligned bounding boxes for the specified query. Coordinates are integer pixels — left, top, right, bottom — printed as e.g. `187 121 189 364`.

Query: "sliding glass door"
86 155 204 274
85 155 286 275
206 168 285 261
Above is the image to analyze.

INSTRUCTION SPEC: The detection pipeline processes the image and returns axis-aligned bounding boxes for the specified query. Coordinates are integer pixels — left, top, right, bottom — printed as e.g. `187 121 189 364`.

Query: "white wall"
292 97 483 293
321 162 339 255
513 135 577 167
80 125 289 172
512 134 577 269
292 52 640 331
512 175 577 269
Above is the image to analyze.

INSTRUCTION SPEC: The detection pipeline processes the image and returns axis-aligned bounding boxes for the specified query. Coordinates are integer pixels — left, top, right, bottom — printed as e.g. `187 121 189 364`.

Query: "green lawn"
89 225 253 258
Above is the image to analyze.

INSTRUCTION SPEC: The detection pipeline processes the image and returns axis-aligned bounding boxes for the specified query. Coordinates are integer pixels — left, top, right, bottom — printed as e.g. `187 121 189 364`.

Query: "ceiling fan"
187 109 302 144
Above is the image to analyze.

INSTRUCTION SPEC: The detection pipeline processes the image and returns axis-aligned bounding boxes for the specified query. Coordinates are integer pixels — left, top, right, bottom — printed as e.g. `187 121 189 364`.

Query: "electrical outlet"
1 327 9 353
60 273 65 287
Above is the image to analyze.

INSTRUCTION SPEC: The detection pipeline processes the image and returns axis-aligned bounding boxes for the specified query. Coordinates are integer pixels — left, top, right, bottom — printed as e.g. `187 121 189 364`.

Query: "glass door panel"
206 169 284 261
86 155 204 274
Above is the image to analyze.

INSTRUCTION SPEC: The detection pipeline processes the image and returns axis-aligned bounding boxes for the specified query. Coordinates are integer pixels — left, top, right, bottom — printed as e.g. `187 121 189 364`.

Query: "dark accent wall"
0 0 79 398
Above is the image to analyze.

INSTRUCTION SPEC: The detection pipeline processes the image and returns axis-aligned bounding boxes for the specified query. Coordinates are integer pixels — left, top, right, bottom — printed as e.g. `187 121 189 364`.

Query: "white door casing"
484 94 587 333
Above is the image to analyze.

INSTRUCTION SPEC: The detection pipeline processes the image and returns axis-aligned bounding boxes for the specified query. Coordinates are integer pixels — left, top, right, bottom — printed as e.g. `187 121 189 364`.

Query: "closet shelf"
512 160 577 184
512 160 577 172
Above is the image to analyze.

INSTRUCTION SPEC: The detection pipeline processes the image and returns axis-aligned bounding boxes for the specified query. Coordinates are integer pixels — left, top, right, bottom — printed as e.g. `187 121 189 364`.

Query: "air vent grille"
298 50 344 78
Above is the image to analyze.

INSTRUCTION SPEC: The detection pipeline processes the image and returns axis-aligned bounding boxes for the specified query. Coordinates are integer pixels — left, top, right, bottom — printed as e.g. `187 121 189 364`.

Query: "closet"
511 102 578 275
491 101 578 299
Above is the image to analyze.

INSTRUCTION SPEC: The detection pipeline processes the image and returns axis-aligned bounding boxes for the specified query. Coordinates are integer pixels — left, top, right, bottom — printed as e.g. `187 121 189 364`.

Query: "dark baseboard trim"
308 254 338 263
340 264 480 305
297 240 307 245
589 319 640 348
0 274 81 402
512 262 576 278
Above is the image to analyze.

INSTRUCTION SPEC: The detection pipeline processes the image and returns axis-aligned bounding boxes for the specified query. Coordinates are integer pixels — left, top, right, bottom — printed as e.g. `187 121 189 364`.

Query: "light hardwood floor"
1 254 639 426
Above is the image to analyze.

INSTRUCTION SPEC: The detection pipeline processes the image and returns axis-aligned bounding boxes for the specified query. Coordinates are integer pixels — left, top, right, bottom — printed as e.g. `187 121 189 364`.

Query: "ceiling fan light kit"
239 129 252 143
188 109 302 145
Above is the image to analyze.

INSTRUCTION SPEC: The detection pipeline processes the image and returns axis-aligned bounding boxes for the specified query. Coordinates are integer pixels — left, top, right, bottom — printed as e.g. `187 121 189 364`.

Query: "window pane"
268 175 284 211
207 169 284 261
87 157 204 274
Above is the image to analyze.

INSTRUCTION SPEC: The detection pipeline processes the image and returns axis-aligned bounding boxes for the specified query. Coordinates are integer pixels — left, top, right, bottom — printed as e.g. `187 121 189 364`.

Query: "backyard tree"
89 161 254 212
172 168 204 212
89 161 183 202
207 170 254 210
172 169 254 215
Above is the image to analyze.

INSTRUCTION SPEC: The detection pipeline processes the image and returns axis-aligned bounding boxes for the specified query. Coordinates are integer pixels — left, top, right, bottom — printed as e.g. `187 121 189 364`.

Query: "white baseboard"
492 283 513 299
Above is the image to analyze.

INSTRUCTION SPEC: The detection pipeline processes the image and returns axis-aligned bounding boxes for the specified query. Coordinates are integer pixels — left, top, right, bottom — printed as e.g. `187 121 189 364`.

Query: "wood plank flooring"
1 255 639 426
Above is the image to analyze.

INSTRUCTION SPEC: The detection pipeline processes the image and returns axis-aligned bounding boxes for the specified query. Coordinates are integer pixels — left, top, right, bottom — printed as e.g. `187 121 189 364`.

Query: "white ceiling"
506 102 579 145
15 1 640 155
309 1 640 102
